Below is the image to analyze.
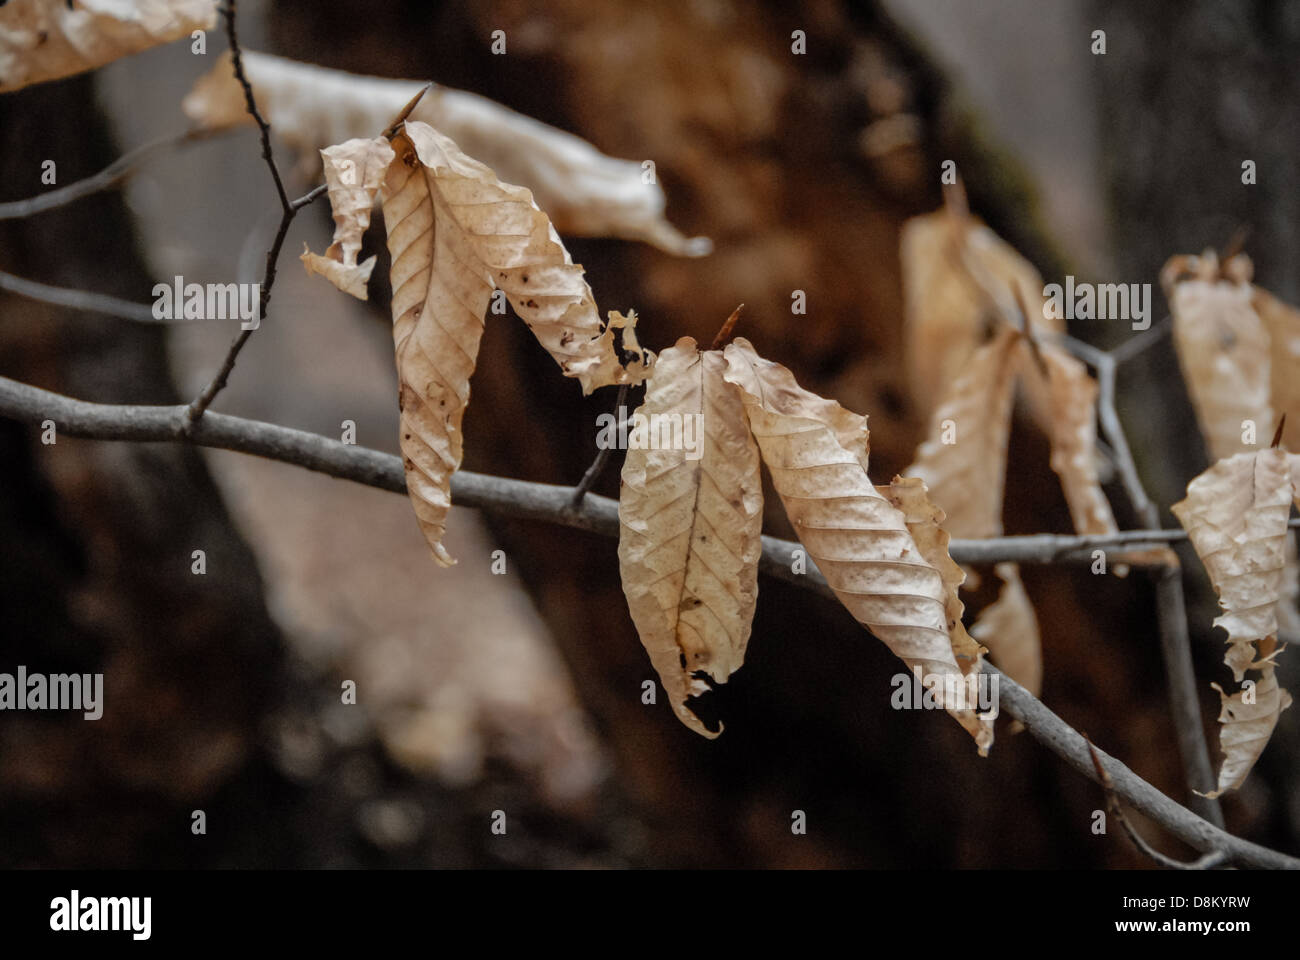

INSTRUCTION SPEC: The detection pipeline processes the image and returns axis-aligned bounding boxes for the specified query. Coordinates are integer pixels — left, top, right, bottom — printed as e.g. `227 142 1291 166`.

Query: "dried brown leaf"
0 0 214 92
969 563 1042 698
1253 285 1300 451
1205 637 1292 798
380 121 650 566
877 476 988 676
1019 339 1119 538
1173 447 1298 795
617 338 763 737
906 325 1020 539
1172 447 1296 678
300 137 395 300
900 211 988 420
1163 251 1272 459
183 50 710 255
722 338 993 753
899 204 1058 421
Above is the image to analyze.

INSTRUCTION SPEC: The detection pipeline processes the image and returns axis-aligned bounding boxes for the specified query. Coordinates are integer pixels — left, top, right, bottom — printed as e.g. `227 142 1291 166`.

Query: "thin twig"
0 268 160 324
1074 338 1156 523
181 183 324 431
569 383 628 509
0 374 1294 868
1085 737 1227 869
1110 315 1172 365
0 130 215 221
221 0 289 214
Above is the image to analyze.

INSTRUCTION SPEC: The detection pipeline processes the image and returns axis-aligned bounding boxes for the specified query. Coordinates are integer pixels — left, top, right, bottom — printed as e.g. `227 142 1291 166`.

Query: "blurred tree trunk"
0 75 285 867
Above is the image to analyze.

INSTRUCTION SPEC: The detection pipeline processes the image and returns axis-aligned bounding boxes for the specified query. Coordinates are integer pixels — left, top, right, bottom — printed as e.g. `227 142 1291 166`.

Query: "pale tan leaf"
300 137 395 300
1163 251 1272 459
0 0 214 92
1253 285 1300 451
899 204 1058 421
1278 537 1300 642
617 338 763 737
392 121 650 394
906 325 1021 539
1176 447 1299 795
970 563 1042 698
877 476 987 676
900 211 988 420
722 338 993 753
962 217 1061 339
380 121 649 567
1205 637 1292 798
182 50 710 256
1018 339 1119 537
1249 284 1300 632
1171 447 1295 680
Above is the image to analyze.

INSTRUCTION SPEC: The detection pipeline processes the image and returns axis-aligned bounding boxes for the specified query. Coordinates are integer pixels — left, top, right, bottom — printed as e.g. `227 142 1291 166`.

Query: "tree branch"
0 373 1293 868
569 383 628 508
0 129 214 221
0 268 160 323
1085 736 1227 869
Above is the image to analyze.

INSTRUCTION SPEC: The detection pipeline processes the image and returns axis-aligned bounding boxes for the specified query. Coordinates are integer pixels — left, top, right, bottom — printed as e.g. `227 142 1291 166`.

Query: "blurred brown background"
1 0 1298 868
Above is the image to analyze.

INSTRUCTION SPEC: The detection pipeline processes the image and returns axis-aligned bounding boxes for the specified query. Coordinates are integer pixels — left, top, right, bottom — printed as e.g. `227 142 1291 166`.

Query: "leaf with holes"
1206 637 1292 798
377 121 651 566
1173 446 1299 794
1172 447 1296 679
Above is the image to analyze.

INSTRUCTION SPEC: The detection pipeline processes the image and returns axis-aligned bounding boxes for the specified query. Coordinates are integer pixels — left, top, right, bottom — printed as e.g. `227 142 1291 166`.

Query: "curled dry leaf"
1021 339 1119 538
907 325 1021 539
1172 448 1295 679
617 338 763 737
1253 286 1300 452
722 338 993 753
182 50 710 256
903 201 1116 546
0 0 214 92
376 120 651 566
1245 282 1300 631
900 200 1060 422
1206 637 1292 798
969 563 1042 698
1163 250 1272 460
876 476 988 674
1172 447 1297 794
300 137 395 300
900 210 989 420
